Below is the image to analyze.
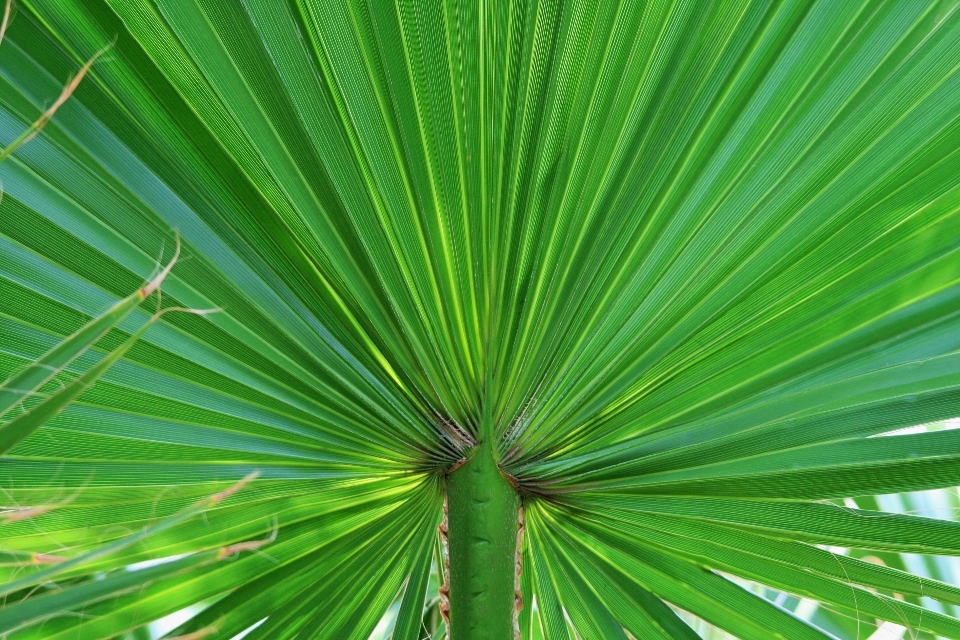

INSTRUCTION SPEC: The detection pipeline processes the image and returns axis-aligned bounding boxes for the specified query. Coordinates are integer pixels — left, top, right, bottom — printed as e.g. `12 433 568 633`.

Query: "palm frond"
2 0 960 638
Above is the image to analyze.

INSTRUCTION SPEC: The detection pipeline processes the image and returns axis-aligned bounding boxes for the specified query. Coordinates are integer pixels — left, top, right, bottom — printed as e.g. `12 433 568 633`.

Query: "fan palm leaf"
2 0 960 638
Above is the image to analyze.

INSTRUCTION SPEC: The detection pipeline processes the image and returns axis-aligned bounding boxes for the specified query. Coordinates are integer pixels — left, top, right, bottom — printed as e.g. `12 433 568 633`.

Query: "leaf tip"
207 470 259 507
142 233 181 297
0 0 12 46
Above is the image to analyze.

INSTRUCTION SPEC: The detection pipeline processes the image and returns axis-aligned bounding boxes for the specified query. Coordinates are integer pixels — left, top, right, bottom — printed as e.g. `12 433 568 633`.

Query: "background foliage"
2 0 960 638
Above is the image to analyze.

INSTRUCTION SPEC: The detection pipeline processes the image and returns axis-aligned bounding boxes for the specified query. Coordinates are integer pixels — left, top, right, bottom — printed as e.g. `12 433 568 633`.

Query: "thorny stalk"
439 494 450 629
514 504 525 640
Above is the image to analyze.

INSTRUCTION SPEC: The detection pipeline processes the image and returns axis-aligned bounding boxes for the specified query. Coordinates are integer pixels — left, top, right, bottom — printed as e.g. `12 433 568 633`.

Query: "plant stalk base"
446 438 520 640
